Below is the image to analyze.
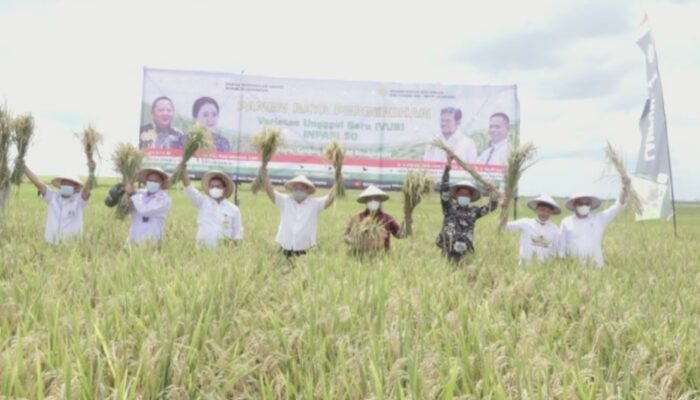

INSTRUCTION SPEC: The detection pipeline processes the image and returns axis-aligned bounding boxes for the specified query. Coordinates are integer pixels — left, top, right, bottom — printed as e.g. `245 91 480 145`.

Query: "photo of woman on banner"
423 107 478 164
477 112 512 166
140 96 185 150
192 96 231 152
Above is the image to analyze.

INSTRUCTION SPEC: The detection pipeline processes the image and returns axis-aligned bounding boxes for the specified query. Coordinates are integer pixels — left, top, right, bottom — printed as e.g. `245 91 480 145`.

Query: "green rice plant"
170 123 213 185
77 123 103 190
250 127 284 194
400 170 433 237
0 105 13 200
9 113 34 187
606 141 644 215
498 142 537 231
323 140 346 198
112 143 144 219
347 214 387 256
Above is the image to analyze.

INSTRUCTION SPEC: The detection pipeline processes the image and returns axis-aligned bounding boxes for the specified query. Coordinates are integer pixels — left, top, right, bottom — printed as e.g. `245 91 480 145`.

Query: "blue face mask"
146 181 161 193
457 196 471 207
59 185 75 197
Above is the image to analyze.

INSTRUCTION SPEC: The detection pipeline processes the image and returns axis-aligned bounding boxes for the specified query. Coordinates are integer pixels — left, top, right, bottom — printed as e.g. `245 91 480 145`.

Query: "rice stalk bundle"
170 123 213 185
348 215 387 256
78 124 103 189
431 138 502 197
112 143 145 220
498 142 537 231
605 141 643 215
400 170 434 237
0 106 12 197
9 113 34 186
250 127 284 194
323 140 346 198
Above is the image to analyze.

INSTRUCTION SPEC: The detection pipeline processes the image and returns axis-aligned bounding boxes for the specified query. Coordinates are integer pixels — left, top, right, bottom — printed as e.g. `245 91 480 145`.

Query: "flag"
633 14 674 221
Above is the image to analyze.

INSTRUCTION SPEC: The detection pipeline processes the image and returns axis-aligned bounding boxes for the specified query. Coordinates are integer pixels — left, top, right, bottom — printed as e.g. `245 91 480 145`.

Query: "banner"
633 16 673 221
139 68 519 189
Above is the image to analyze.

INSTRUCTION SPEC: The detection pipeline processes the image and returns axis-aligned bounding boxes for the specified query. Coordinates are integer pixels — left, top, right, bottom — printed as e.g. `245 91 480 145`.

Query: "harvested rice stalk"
170 123 213 185
498 142 537 231
112 143 145 220
347 215 387 256
250 128 284 194
400 170 434 237
77 124 103 189
9 113 34 186
605 141 643 215
323 140 346 198
0 106 12 201
431 138 502 197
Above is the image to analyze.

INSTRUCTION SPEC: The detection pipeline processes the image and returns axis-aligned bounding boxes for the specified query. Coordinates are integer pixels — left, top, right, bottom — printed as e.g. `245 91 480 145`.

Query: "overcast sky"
1 0 698 200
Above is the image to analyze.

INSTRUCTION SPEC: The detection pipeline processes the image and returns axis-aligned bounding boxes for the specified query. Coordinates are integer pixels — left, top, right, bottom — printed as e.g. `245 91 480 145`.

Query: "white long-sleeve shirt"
274 191 327 251
504 218 560 264
558 200 625 267
128 189 172 244
185 185 243 247
42 189 88 244
424 132 478 163
478 139 510 166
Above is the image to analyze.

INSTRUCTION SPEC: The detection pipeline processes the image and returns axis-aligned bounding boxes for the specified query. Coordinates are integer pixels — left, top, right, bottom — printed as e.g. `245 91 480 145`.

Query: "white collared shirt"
558 200 625 267
128 189 172 244
42 189 88 244
505 218 560 264
274 191 327 251
424 132 478 163
478 139 510 165
185 185 243 247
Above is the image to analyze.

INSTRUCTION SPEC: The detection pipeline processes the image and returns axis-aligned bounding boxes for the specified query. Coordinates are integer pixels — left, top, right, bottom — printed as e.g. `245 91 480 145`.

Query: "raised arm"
440 152 453 211
81 160 96 201
261 165 276 203
181 163 191 187
20 161 47 196
324 183 337 209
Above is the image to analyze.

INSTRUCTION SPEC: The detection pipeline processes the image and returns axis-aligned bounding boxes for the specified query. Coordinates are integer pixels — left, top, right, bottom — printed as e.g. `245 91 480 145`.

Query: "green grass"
0 181 699 399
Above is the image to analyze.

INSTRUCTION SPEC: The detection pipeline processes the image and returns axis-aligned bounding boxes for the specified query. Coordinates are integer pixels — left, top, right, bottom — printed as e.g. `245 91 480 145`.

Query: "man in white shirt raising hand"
262 166 336 258
558 175 630 267
503 194 561 265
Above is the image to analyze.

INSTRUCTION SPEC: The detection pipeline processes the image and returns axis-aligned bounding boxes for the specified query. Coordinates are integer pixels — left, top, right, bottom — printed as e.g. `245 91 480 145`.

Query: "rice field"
0 180 699 399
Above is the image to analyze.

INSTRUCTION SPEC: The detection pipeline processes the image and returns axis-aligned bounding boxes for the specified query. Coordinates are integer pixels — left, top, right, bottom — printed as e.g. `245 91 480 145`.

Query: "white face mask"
59 185 75 197
209 187 224 199
293 190 307 201
367 200 381 211
576 205 591 216
457 196 471 207
146 181 161 193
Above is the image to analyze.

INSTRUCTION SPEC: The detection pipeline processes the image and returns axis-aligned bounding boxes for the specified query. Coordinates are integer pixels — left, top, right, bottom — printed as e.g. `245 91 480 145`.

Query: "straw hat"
449 180 481 201
565 193 602 211
136 167 170 189
357 184 389 203
284 175 316 194
51 176 83 189
201 170 234 199
527 194 561 215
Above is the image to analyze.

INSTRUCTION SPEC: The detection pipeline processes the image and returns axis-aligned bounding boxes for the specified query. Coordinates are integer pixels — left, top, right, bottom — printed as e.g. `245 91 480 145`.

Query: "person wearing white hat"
19 160 95 244
436 150 501 264
124 167 172 245
344 184 401 251
558 176 630 267
502 194 561 264
182 165 243 248
261 165 336 257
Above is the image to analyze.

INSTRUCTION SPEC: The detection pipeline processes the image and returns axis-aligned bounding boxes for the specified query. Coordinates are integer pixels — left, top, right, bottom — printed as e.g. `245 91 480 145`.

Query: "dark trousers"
282 249 307 258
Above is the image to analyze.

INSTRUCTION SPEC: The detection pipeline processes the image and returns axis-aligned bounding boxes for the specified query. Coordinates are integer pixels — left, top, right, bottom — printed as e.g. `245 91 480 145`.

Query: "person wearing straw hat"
123 167 172 245
436 151 500 264
19 160 95 244
182 165 243 248
261 165 336 258
344 184 401 251
502 194 561 264
558 176 630 267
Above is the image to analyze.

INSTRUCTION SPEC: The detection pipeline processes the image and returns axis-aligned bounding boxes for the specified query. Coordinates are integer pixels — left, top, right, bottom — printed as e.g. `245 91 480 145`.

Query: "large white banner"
140 68 519 189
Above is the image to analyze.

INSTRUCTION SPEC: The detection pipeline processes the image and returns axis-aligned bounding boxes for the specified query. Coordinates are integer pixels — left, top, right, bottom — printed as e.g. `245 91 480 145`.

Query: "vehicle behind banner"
140 68 519 190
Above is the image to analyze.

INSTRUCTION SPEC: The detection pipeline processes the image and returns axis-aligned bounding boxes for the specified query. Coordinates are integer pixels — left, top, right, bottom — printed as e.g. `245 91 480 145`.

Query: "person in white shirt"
20 161 94 244
123 167 172 245
558 176 630 267
503 194 561 265
182 165 243 248
423 107 478 163
262 166 336 258
478 113 512 166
